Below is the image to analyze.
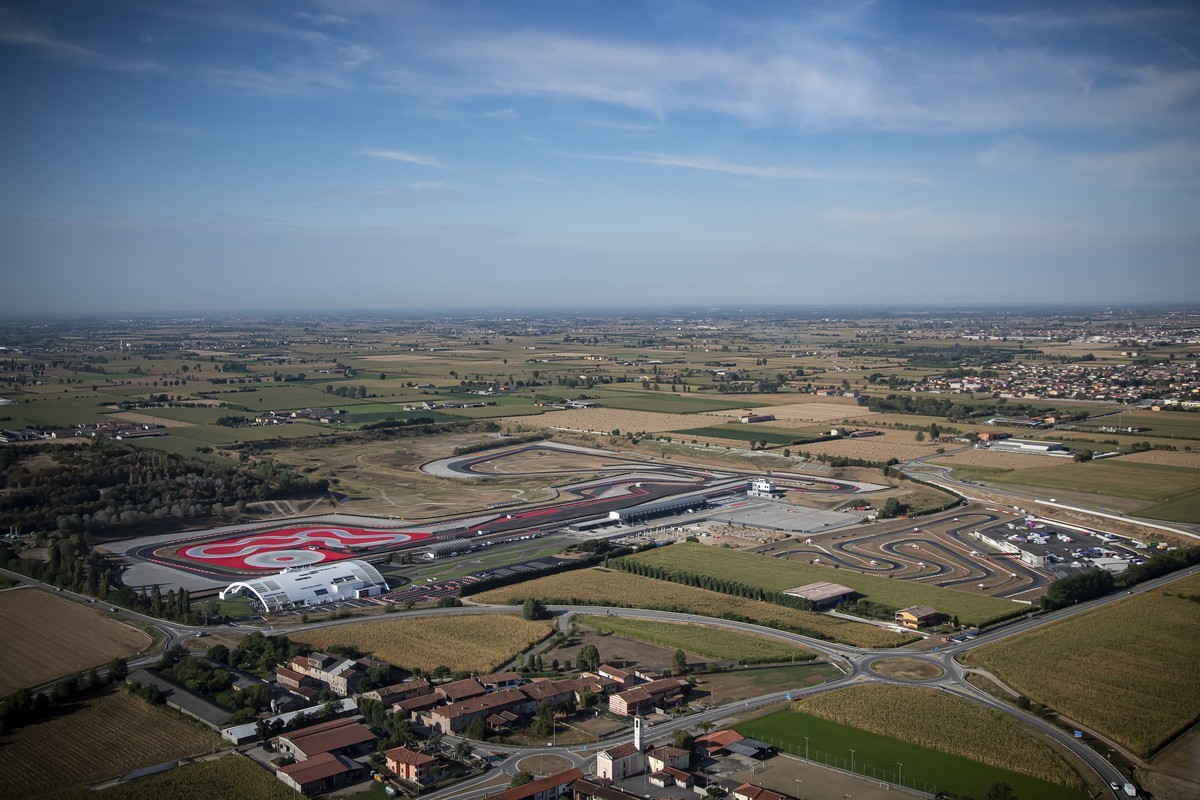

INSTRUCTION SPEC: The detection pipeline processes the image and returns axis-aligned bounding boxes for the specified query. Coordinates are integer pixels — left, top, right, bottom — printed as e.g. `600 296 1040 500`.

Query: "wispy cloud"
0 7 159 72
482 108 519 119
578 151 930 184
1068 139 1200 187
358 148 446 168
289 182 474 207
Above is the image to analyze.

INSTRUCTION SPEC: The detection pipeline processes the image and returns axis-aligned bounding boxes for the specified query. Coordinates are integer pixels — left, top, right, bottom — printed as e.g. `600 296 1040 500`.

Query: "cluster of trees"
1042 546 1200 610
216 414 252 427
158 645 271 724
614 557 814 613
324 384 368 398
0 657 129 733
210 631 306 678
360 416 438 431
0 439 328 536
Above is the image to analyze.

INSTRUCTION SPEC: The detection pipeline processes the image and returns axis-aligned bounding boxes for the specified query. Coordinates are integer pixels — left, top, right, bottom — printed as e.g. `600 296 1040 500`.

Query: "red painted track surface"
177 526 431 570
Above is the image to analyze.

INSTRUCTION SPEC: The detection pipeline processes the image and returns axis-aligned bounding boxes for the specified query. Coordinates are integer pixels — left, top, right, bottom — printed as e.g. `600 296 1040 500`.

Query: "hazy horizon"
3 1 1199 314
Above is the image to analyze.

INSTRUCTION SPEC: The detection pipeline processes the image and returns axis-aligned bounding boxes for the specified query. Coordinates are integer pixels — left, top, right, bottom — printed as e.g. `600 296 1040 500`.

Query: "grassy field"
740 707 1086 800
964 574 1200 757
1138 489 1200 523
0 588 151 695
472 568 915 648
675 425 825 445
291 613 555 673
41 754 291 800
794 684 1081 787
0 688 214 798
620 543 1025 626
993 459 1200 503
575 615 816 664
1074 411 1200 440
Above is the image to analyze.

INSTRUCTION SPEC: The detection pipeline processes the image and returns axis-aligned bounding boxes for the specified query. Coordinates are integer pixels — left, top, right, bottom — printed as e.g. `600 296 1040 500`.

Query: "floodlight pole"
850 749 855 774
898 762 903 788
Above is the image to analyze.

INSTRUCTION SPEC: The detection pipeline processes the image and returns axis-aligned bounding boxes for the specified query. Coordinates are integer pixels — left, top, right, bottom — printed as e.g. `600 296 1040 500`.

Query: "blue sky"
2 0 1198 314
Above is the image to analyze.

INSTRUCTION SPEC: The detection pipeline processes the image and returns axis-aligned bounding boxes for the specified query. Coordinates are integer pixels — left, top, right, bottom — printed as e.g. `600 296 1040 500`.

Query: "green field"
676 424 825 445
739 708 1086 800
621 543 1025 626
993 459 1200 502
1139 489 1200 523
965 574 1200 757
576 615 816 664
1075 410 1200 439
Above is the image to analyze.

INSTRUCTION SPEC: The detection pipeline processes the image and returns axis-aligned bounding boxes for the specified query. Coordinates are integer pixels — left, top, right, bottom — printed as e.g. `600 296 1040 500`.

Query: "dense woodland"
0 439 328 536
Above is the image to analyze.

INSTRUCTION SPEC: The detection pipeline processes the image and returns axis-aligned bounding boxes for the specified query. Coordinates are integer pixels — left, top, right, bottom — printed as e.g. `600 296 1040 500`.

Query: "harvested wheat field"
702 400 875 423
506 408 704 434
291 613 555 673
110 411 195 428
794 433 936 462
0 588 150 695
0 687 212 798
930 450 1077 470
1118 450 1200 469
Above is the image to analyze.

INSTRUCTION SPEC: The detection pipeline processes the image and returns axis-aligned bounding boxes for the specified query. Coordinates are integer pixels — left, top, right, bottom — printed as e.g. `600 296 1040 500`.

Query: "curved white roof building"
219 559 388 612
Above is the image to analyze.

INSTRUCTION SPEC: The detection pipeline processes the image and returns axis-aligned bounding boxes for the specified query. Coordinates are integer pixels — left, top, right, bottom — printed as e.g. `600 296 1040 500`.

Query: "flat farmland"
1139 490 1200 523
41 755 292 800
740 705 1085 800
791 432 938 462
703 400 873 422
0 588 150 694
1075 411 1200 439
676 424 827 445
291 613 555 673
576 615 816 664
794 684 1082 788
0 688 213 798
471 568 914 647
584 391 752 414
1119 449 1200 469
507 408 707 433
993 459 1200 503
930 450 1078 470
965 574 1200 757
621 543 1024 626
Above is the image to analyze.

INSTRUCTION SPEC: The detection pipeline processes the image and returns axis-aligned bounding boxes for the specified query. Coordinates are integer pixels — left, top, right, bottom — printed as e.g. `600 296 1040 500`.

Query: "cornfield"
40 753 291 800
292 613 555 673
965 574 1200 757
577 615 816 664
794 684 1082 788
471 568 915 648
0 688 213 798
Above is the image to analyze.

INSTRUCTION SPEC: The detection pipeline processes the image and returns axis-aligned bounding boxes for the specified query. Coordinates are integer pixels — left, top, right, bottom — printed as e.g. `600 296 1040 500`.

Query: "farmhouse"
362 679 432 705
740 414 775 423
608 677 689 716
895 605 939 629
274 717 376 761
783 581 854 610
646 745 690 772
287 652 366 696
219 559 388 613
276 751 362 795
695 729 745 757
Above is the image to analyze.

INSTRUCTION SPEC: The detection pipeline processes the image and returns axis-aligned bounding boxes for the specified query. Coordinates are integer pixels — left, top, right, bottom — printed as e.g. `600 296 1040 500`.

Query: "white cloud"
579 151 931 184
482 108 519 119
358 148 446 168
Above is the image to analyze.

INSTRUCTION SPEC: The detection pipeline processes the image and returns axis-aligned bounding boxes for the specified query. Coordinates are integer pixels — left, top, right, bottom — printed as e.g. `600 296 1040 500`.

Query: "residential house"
481 768 583 800
732 783 794 800
895 605 939 629
646 745 689 772
384 745 438 783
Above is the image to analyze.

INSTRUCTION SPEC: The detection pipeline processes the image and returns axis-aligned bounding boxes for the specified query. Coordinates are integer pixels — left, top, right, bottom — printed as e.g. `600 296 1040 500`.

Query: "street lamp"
804 736 809 762
795 778 802 799
898 762 903 788
850 749 856 773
